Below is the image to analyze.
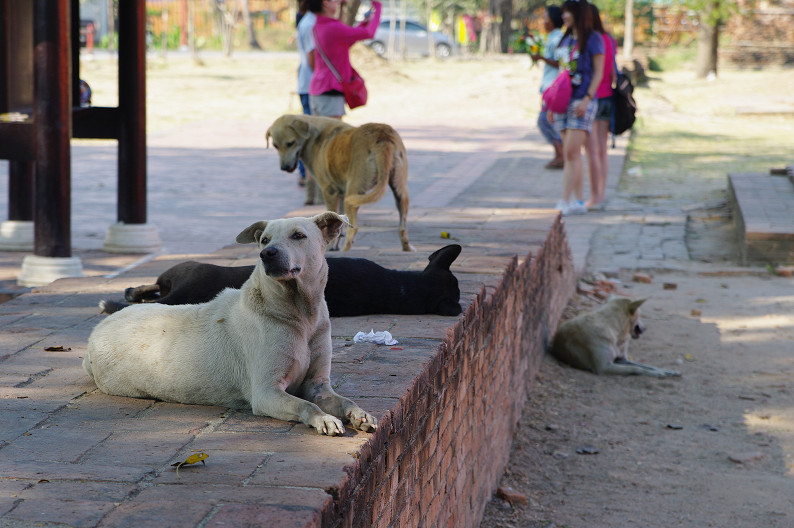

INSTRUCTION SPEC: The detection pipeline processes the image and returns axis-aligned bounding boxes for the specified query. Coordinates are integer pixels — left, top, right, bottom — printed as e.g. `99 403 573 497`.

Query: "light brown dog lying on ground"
550 296 681 378
266 114 413 252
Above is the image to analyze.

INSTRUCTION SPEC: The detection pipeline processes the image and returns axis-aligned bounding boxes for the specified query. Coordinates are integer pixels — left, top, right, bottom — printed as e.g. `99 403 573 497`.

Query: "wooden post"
8 163 34 221
117 0 147 225
70 0 81 109
33 0 72 258
2 0 35 224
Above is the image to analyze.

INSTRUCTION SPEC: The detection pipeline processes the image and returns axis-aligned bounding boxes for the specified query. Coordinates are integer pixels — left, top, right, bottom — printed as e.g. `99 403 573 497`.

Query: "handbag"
542 41 577 113
542 70 572 113
313 28 368 109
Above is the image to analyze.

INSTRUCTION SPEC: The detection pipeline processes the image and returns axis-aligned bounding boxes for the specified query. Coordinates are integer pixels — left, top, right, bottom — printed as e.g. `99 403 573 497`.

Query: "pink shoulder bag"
542 42 577 113
313 28 368 109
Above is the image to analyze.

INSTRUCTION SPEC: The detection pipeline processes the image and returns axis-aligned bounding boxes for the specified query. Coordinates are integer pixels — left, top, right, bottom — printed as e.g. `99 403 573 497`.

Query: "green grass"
620 65 794 201
646 44 698 72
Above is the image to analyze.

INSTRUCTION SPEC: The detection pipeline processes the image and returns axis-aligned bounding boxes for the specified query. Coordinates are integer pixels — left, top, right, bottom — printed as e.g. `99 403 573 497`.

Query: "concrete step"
728 171 794 265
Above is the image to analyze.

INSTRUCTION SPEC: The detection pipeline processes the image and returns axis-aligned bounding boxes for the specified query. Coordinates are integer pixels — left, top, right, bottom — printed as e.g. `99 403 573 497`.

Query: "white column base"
0 220 34 251
18 255 84 287
103 223 161 254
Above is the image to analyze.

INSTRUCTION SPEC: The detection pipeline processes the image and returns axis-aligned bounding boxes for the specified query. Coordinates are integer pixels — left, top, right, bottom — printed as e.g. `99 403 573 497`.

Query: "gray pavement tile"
13 480 136 503
0 411 50 445
0 424 111 465
3 498 117 528
216 410 295 434
98 500 215 528
1 459 153 483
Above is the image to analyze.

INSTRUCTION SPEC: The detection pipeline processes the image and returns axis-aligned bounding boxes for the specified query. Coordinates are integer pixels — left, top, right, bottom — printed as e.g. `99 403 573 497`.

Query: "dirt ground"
480 271 794 528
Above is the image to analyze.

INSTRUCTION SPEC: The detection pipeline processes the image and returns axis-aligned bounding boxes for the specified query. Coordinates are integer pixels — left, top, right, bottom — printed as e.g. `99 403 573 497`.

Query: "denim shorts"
595 96 614 121
553 97 598 133
310 93 345 117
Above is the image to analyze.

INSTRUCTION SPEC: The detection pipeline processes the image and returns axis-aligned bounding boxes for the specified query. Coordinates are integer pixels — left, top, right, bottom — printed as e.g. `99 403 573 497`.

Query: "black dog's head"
422 244 463 316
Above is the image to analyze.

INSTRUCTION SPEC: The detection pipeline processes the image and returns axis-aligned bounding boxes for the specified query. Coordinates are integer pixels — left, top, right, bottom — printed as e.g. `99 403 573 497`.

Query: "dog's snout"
260 247 279 261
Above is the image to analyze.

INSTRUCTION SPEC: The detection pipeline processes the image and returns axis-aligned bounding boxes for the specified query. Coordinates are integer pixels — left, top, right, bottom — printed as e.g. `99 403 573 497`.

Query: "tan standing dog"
84 212 377 435
550 296 680 378
266 114 413 252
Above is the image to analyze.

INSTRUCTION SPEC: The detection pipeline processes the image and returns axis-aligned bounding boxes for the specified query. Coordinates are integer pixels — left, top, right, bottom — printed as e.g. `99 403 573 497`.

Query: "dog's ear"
290 118 311 140
425 244 462 272
312 212 350 244
236 221 268 245
265 128 272 148
629 298 647 314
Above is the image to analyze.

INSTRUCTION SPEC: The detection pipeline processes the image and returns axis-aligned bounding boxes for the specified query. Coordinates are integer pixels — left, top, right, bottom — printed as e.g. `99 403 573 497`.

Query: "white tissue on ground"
353 329 398 346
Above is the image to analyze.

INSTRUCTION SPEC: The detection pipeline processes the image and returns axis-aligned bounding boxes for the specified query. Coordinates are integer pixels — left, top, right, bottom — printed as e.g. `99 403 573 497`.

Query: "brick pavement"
0 120 628 527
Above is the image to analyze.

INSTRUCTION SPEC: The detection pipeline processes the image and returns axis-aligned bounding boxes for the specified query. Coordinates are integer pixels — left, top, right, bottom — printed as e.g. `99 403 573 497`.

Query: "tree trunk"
695 10 719 78
426 0 433 58
241 0 261 50
499 0 511 53
107 0 115 52
343 0 361 26
214 1 238 57
623 0 634 60
479 0 501 54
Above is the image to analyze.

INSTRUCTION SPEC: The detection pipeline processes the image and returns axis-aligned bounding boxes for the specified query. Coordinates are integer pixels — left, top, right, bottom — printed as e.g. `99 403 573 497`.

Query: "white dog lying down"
84 212 377 435
550 296 680 378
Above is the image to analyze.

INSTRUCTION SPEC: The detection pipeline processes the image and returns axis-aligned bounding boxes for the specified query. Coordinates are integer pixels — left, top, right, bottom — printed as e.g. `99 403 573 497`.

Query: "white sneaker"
555 200 570 215
566 200 587 215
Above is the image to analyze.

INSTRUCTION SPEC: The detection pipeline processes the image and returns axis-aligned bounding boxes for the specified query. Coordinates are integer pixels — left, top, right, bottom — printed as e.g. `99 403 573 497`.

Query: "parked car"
365 20 454 58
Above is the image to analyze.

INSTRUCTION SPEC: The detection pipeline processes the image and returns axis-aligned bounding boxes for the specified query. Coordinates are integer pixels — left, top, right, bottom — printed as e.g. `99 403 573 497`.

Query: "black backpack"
611 69 636 136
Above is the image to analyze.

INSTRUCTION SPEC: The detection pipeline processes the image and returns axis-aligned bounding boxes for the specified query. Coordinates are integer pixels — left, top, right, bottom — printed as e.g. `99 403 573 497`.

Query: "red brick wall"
331 218 575 527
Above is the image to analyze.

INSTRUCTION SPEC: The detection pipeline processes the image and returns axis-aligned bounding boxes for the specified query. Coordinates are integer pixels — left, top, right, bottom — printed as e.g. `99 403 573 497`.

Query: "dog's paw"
652 369 681 378
311 413 346 436
347 408 378 433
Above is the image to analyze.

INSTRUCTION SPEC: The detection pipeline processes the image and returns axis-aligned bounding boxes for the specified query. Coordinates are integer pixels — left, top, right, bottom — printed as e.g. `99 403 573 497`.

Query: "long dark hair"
591 3 608 36
561 0 594 47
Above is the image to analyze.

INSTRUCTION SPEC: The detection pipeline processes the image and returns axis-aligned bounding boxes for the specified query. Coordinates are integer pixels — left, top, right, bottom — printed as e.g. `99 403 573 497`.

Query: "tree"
623 0 634 60
343 0 362 26
240 0 262 50
683 0 737 78
214 0 240 57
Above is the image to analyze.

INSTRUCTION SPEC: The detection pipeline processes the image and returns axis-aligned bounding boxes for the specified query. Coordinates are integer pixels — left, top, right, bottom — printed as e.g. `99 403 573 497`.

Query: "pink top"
596 33 616 99
309 1 382 96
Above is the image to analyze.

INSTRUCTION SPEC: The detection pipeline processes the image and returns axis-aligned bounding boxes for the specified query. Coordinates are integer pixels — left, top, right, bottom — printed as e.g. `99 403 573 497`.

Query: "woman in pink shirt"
308 0 382 118
585 4 617 210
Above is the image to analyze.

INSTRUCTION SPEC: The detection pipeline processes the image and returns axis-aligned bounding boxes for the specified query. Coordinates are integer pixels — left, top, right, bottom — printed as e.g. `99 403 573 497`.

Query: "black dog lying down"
101 244 463 317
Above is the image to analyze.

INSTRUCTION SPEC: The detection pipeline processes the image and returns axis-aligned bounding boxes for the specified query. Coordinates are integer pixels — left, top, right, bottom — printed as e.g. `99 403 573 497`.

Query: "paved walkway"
0 120 635 527
0 121 626 291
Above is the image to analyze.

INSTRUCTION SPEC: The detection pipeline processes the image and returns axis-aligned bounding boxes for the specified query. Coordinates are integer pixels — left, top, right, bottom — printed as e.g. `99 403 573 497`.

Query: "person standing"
308 0 381 119
551 0 604 216
584 3 617 210
296 1 316 192
531 5 565 169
